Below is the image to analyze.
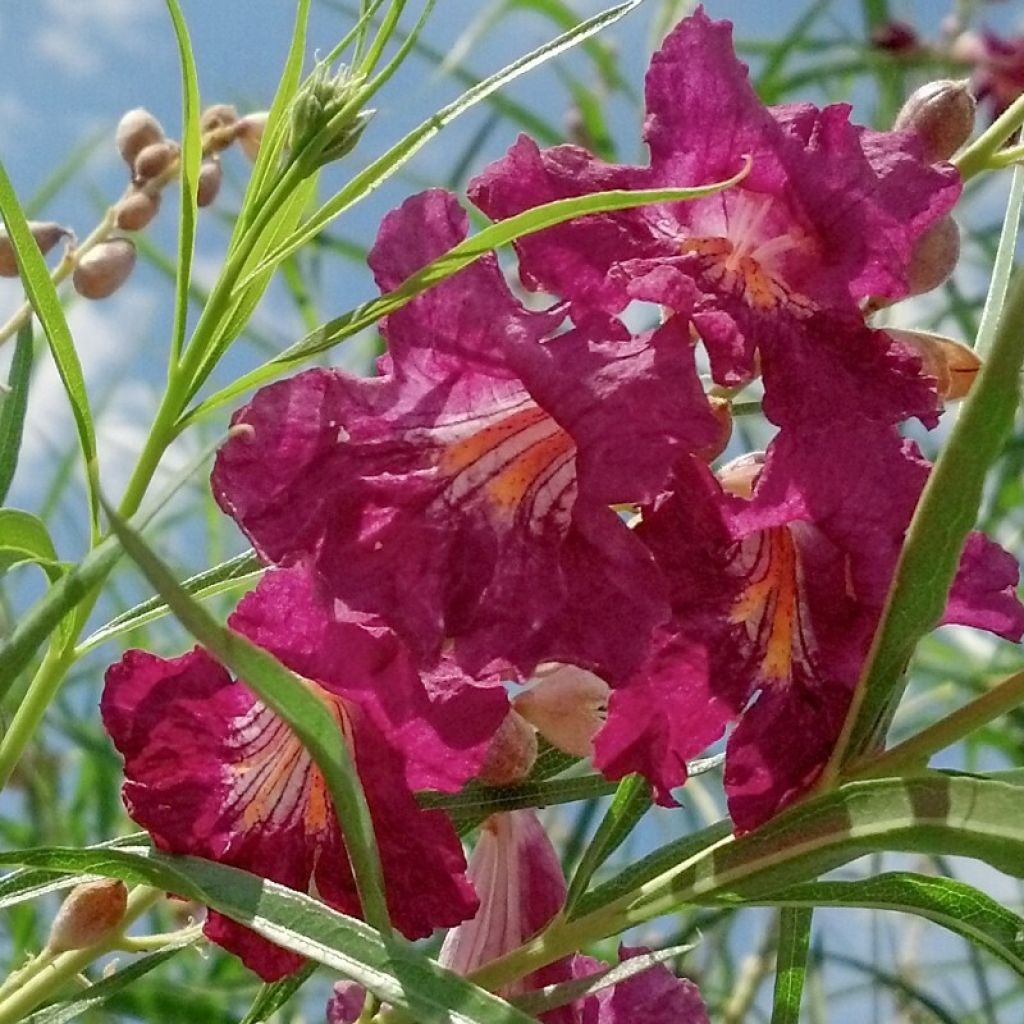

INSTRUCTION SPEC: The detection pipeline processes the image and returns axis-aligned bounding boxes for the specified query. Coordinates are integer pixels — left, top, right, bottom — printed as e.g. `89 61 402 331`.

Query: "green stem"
0 887 162 1024
847 669 1024 780
955 91 1024 180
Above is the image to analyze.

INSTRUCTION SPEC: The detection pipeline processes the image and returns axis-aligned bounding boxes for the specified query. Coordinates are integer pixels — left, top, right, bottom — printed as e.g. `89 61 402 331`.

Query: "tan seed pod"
235 111 269 162
196 157 223 208
0 221 71 277
907 216 960 296
200 103 239 134
513 665 609 759
894 79 976 163
116 108 165 166
72 239 137 299
477 710 538 787
133 140 180 185
115 189 161 231
47 879 127 953
888 328 981 401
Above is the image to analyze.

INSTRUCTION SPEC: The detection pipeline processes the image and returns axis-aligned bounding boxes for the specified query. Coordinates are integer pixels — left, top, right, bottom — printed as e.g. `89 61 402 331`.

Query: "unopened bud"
478 710 537 786
0 221 71 277
72 239 137 299
46 879 127 953
133 140 179 185
907 216 960 296
236 111 269 162
513 665 609 759
889 328 981 401
894 79 976 163
718 451 765 499
115 189 161 231
196 157 223 208
116 108 165 166
290 62 372 166
200 103 238 134
695 396 733 463
871 20 919 54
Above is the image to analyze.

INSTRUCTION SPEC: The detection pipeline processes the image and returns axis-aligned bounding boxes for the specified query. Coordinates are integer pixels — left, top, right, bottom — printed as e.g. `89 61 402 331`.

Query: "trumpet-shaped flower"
213 189 720 681
595 426 1024 831
101 567 508 980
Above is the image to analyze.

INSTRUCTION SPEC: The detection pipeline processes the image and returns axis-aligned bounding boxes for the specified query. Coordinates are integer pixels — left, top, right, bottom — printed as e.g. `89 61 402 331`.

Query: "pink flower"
954 29 1024 119
101 567 508 980
213 190 719 682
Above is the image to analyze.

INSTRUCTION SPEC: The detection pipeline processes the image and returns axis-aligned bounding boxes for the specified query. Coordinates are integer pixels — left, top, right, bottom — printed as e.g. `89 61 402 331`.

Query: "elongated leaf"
238 0 646 281
0 158 99 529
182 168 750 424
770 907 811 1024
238 964 316 1024
77 549 262 654
832 264 1024 766
740 873 1024 979
163 0 202 366
0 321 33 504
512 942 696 1015
564 774 651 913
23 946 192 1024
0 508 62 581
0 846 537 1024
103 504 392 935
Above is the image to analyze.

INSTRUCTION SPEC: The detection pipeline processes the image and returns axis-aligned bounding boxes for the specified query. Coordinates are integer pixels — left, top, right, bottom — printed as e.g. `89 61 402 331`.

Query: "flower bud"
290 62 372 167
718 451 765 499
871 20 919 54
513 665 609 759
0 221 71 277
72 239 137 299
200 103 238 134
894 79 976 163
46 879 127 953
236 111 269 162
196 157 223 208
888 328 981 401
116 108 165 166
906 216 960 296
477 710 537 786
115 189 161 231
132 140 180 185
695 396 733 463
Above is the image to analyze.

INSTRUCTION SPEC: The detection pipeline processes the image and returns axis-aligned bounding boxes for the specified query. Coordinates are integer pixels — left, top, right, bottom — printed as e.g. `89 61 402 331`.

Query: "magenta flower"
101 567 508 981
469 8 958 420
594 426 1024 831
213 189 719 682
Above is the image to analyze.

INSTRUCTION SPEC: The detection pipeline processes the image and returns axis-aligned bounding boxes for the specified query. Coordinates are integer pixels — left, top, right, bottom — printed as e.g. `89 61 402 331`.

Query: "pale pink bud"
47 879 127 953
907 216 960 296
718 451 765 499
894 79 976 163
0 221 71 277
438 811 566 991
132 140 180 185
116 108 165 166
72 239 137 299
888 328 981 401
196 157 223 208
235 111 269 162
513 664 610 758
115 189 161 231
200 103 238 134
477 710 537 786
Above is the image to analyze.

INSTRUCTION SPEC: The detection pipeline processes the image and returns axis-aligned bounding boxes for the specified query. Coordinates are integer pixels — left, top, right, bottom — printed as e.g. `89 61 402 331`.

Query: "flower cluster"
102 5 1023 1006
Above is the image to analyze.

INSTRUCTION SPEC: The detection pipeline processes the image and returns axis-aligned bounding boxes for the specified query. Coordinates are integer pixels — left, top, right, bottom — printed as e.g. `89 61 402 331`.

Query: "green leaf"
237 0 647 282
744 873 1024 979
511 941 696 1015
162 0 202 366
23 946 192 1024
238 964 316 1024
103 503 393 936
0 322 33 504
832 266 1024 768
0 846 537 1024
183 167 750 425
0 158 100 532
770 907 811 1024
564 774 651 913
0 509 62 582
77 548 262 654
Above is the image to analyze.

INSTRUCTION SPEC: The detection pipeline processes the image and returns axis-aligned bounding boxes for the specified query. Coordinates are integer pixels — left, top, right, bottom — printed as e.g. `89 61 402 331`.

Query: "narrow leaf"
238 964 316 1024
0 321 33 503
770 907 812 1024
0 508 62 581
